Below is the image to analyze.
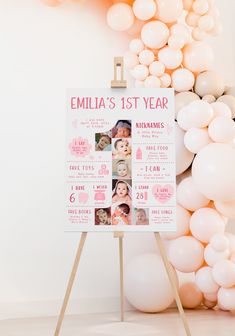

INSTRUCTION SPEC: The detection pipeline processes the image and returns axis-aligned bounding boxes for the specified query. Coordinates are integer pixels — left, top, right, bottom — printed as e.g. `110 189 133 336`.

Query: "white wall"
0 0 234 320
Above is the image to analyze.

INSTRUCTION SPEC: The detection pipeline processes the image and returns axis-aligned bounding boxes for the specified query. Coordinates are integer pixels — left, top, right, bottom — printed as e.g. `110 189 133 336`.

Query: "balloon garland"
42 0 235 313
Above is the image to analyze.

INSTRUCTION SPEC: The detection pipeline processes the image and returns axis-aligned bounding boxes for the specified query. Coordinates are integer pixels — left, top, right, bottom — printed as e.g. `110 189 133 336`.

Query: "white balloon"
204 244 230 267
208 117 235 143
125 254 177 312
195 266 219 294
184 127 212 154
192 143 235 201
133 0 156 21
158 47 183 69
171 68 195 92
141 20 169 49
177 100 213 130
175 123 194 175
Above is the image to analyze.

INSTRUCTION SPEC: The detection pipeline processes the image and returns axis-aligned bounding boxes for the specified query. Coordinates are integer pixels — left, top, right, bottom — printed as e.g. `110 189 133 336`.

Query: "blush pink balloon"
141 20 169 49
195 266 220 293
133 0 156 20
210 233 229 252
168 236 204 273
184 127 212 154
183 41 214 73
211 102 232 119
107 3 134 31
158 47 183 69
161 204 190 240
179 282 203 308
171 68 195 92
225 233 235 255
208 116 235 143
175 91 200 118
155 0 183 23
203 299 217 309
129 38 144 54
190 208 225 243
192 143 235 201
218 287 235 311
204 244 230 267
124 51 139 69
177 176 210 211
212 260 235 288
175 123 195 175
204 292 218 302
214 200 235 219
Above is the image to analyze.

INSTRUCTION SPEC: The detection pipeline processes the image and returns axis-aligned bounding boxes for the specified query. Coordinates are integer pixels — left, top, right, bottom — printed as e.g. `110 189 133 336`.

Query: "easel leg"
54 232 87 336
114 231 124 322
154 233 191 336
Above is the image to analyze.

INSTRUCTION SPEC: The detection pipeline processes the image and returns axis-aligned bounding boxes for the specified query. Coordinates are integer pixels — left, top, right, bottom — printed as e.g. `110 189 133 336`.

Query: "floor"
0 309 234 336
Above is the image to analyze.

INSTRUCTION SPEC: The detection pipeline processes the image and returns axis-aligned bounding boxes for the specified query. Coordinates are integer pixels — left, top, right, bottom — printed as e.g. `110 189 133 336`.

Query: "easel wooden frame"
54 57 191 336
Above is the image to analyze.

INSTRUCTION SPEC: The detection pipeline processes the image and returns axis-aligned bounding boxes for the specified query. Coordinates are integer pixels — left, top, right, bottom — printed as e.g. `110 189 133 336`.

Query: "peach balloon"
211 102 232 119
155 0 183 23
124 254 177 312
192 143 235 201
170 23 190 44
218 287 235 311
175 91 200 118
107 3 134 31
158 47 183 69
212 260 235 288
195 266 219 293
171 68 195 92
190 208 225 243
204 244 230 267
139 50 155 65
168 236 204 273
217 95 235 119
202 95 216 103
168 35 185 50
144 76 161 88
160 73 171 88
204 292 218 302
182 0 193 11
124 51 139 69
208 116 235 143
177 177 210 211
161 204 190 240
132 64 149 80
203 299 217 309
133 0 156 20
210 233 229 252
129 38 144 54
175 123 194 175
149 61 165 76
183 41 214 73
186 12 200 27
179 282 203 308
184 127 212 154
177 100 213 130
214 200 235 219
141 20 169 49
194 71 224 98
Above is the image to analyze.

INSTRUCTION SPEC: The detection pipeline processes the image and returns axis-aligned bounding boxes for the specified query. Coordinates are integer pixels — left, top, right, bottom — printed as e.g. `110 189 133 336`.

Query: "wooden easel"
54 57 191 336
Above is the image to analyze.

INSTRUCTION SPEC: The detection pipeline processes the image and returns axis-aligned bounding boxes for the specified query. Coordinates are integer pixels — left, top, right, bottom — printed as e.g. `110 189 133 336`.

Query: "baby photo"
95 207 111 225
112 120 132 138
111 203 131 225
112 180 132 204
134 208 149 225
112 159 131 179
95 132 111 151
112 138 132 159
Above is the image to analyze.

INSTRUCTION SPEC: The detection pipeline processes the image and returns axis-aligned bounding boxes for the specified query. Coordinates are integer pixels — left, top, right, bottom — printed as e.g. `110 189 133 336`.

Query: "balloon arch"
42 0 235 313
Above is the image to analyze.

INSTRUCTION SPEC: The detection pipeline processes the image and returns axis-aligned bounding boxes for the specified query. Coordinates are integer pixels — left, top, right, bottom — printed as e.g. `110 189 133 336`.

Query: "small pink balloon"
124 51 139 69
183 41 214 73
193 0 209 15
133 0 156 21
204 292 218 302
195 266 219 293
149 61 165 76
214 200 235 219
161 204 191 240
184 127 211 154
175 91 200 118
160 73 172 88
190 208 225 243
132 64 149 80
186 12 200 27
170 23 191 44
168 35 185 50
175 123 195 175
171 68 195 92
218 287 235 311
211 102 232 119
144 76 161 88
168 236 204 273
177 176 210 211
212 260 235 288
204 244 230 267
107 3 134 32
179 282 203 308
203 299 217 309
208 116 235 143
139 50 155 65
129 38 144 54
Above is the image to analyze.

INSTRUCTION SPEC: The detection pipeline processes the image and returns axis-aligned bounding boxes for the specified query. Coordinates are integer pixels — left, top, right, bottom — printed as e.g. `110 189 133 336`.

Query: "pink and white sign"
66 89 176 232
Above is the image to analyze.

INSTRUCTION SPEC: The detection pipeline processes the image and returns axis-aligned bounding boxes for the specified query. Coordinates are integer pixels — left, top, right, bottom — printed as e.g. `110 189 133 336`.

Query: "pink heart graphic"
152 184 174 204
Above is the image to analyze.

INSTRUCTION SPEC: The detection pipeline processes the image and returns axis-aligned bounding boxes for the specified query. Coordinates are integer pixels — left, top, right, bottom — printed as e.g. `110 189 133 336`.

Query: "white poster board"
66 89 176 232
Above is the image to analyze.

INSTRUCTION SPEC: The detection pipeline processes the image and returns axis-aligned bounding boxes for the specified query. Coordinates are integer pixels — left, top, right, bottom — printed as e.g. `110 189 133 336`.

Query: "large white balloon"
175 123 194 175
177 176 210 211
124 254 177 312
192 143 235 201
